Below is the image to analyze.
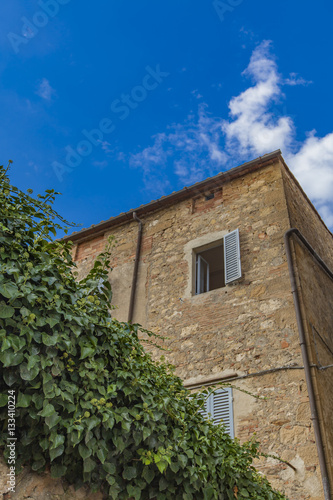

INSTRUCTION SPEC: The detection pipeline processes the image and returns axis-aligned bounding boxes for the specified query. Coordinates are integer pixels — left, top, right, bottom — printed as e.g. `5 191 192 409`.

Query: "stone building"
65 150 333 500
3 150 331 499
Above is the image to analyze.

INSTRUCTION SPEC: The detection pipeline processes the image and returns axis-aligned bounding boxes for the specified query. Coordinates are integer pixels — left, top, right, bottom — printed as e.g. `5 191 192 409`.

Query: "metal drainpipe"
284 228 332 500
128 212 143 323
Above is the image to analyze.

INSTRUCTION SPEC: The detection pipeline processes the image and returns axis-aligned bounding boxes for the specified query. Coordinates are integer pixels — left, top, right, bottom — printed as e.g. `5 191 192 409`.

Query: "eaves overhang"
63 150 282 244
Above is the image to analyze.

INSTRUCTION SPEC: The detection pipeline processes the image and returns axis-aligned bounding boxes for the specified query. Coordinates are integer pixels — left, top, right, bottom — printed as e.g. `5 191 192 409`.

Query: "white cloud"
284 73 313 86
222 40 294 156
130 106 228 187
35 78 56 101
191 89 203 99
286 132 333 204
129 41 333 229
98 140 113 154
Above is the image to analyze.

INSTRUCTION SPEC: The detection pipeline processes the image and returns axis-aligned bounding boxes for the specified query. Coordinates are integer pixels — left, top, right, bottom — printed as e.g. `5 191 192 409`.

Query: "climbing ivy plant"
0 162 288 499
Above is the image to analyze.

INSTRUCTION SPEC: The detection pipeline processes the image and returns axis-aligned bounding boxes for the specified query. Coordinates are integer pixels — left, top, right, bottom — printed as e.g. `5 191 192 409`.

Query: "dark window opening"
194 229 241 295
195 244 224 294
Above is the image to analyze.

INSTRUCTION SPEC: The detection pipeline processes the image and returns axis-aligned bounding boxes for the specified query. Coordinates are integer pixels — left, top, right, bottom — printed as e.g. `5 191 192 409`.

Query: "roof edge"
63 150 282 244
278 155 333 238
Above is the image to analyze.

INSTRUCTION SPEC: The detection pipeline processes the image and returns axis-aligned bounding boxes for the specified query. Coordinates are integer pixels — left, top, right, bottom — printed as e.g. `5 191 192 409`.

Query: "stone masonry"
2 151 332 499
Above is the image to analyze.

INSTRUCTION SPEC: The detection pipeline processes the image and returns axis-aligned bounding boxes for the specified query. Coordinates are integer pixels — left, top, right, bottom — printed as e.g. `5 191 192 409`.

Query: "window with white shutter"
194 230 241 294
197 388 234 438
224 229 241 285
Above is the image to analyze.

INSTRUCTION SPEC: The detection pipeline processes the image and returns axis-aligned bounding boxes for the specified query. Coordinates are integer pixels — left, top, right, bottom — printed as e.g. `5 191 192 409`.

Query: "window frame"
193 229 241 295
196 253 210 294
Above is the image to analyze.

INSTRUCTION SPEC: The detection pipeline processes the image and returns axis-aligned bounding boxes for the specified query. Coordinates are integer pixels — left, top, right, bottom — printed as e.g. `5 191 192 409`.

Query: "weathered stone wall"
68 159 325 499
3 159 329 499
281 165 333 492
0 457 104 499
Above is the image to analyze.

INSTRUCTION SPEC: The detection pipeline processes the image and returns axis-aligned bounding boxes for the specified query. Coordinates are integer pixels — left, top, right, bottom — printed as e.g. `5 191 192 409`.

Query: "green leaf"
50 433 65 449
46 316 59 328
86 415 100 431
46 277 57 286
79 444 91 460
142 466 155 484
109 482 121 500
49 445 64 462
70 324 82 336
0 282 19 299
45 412 61 429
32 392 44 409
0 350 24 367
0 303 15 318
159 476 169 491
51 464 67 478
178 455 188 468
156 460 168 474
27 355 38 370
32 457 46 471
1 337 11 351
42 333 59 346
103 462 116 475
203 485 215 500
0 393 8 407
20 362 39 381
123 466 137 481
107 474 116 486
38 403 56 417
17 392 32 407
3 370 17 386
96 447 107 464
126 484 141 500
113 435 126 453
170 461 180 473
84 457 96 473
80 346 95 360
143 427 152 440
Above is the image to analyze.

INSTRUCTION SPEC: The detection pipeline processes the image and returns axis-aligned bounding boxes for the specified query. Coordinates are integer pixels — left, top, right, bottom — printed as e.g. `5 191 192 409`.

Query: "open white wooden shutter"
195 389 234 438
197 399 209 420
224 229 241 285
209 389 234 438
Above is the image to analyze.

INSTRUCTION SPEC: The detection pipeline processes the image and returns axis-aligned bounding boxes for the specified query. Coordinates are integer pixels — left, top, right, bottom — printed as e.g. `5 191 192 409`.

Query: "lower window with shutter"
198 388 234 438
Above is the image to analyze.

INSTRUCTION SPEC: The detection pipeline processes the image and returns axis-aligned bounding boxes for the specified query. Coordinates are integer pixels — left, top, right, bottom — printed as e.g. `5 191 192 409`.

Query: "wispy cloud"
129 40 333 228
191 89 203 99
98 140 113 154
35 78 56 101
284 72 313 86
222 40 294 157
130 108 228 188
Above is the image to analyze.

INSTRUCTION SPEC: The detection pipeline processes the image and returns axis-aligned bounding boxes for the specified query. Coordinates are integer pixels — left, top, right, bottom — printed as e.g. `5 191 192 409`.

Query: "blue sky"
1 0 333 235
